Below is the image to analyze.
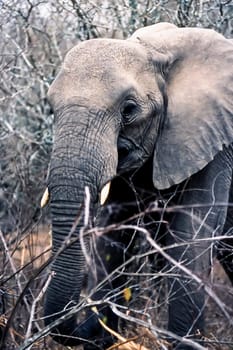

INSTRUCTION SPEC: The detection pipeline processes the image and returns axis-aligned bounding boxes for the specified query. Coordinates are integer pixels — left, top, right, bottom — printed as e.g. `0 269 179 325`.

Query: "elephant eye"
121 99 138 124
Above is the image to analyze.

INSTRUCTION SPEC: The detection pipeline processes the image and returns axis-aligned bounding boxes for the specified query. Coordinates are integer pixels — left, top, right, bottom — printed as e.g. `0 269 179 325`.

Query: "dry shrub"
1 1 233 349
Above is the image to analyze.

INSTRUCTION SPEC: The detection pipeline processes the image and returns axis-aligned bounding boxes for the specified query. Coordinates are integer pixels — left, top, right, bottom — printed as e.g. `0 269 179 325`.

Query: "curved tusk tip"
40 187 50 208
100 182 111 206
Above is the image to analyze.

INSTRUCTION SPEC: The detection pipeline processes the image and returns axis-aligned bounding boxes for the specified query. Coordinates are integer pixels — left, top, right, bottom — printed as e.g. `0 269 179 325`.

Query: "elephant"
43 22 233 349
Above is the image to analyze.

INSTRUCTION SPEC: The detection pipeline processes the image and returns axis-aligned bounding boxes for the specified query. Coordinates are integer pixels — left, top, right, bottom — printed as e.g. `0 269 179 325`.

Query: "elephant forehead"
48 39 155 107
49 71 145 111
63 38 148 76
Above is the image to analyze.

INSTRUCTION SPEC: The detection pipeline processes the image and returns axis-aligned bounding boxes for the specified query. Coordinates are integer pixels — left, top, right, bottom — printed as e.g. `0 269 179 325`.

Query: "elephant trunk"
44 108 117 345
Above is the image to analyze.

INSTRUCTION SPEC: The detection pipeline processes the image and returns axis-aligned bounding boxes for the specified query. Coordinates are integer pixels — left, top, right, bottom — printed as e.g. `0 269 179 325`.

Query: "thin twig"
25 272 53 343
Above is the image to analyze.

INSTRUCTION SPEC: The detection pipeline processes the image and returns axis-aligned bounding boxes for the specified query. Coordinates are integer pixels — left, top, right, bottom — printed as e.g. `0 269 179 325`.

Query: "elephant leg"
83 231 134 350
216 177 233 284
91 228 135 314
84 176 141 349
165 146 232 349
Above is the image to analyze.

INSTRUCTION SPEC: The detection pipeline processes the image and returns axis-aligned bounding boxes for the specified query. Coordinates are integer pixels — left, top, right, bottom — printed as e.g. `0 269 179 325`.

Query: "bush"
0 1 232 349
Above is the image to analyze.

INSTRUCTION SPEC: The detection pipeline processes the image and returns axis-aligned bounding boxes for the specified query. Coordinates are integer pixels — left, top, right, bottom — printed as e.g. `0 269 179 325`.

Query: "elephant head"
43 22 233 346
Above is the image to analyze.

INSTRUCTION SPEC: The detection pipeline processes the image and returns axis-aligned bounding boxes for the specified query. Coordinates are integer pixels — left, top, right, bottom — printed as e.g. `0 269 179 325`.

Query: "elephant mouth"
117 136 144 173
117 137 134 169
118 141 130 160
98 137 146 205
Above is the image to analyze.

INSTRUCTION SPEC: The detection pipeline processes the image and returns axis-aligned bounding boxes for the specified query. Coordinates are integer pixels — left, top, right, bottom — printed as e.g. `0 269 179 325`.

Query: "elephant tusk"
100 182 111 205
40 187 50 208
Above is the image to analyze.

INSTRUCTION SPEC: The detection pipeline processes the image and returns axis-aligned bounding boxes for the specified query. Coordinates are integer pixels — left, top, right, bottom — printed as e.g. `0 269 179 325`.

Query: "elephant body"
44 23 233 349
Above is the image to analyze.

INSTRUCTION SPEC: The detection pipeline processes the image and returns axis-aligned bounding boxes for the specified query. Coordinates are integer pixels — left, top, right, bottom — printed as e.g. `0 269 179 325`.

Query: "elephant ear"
131 23 233 189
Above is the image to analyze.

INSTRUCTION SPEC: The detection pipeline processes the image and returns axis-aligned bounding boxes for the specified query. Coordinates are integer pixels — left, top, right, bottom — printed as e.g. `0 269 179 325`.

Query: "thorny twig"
17 190 233 349
25 272 53 344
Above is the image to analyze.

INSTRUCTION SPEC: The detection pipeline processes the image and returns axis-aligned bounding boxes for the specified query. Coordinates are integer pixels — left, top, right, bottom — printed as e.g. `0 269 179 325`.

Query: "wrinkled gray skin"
44 23 233 350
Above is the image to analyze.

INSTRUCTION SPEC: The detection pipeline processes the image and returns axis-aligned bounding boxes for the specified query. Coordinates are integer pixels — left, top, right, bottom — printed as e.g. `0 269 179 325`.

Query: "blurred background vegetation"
0 1 233 349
